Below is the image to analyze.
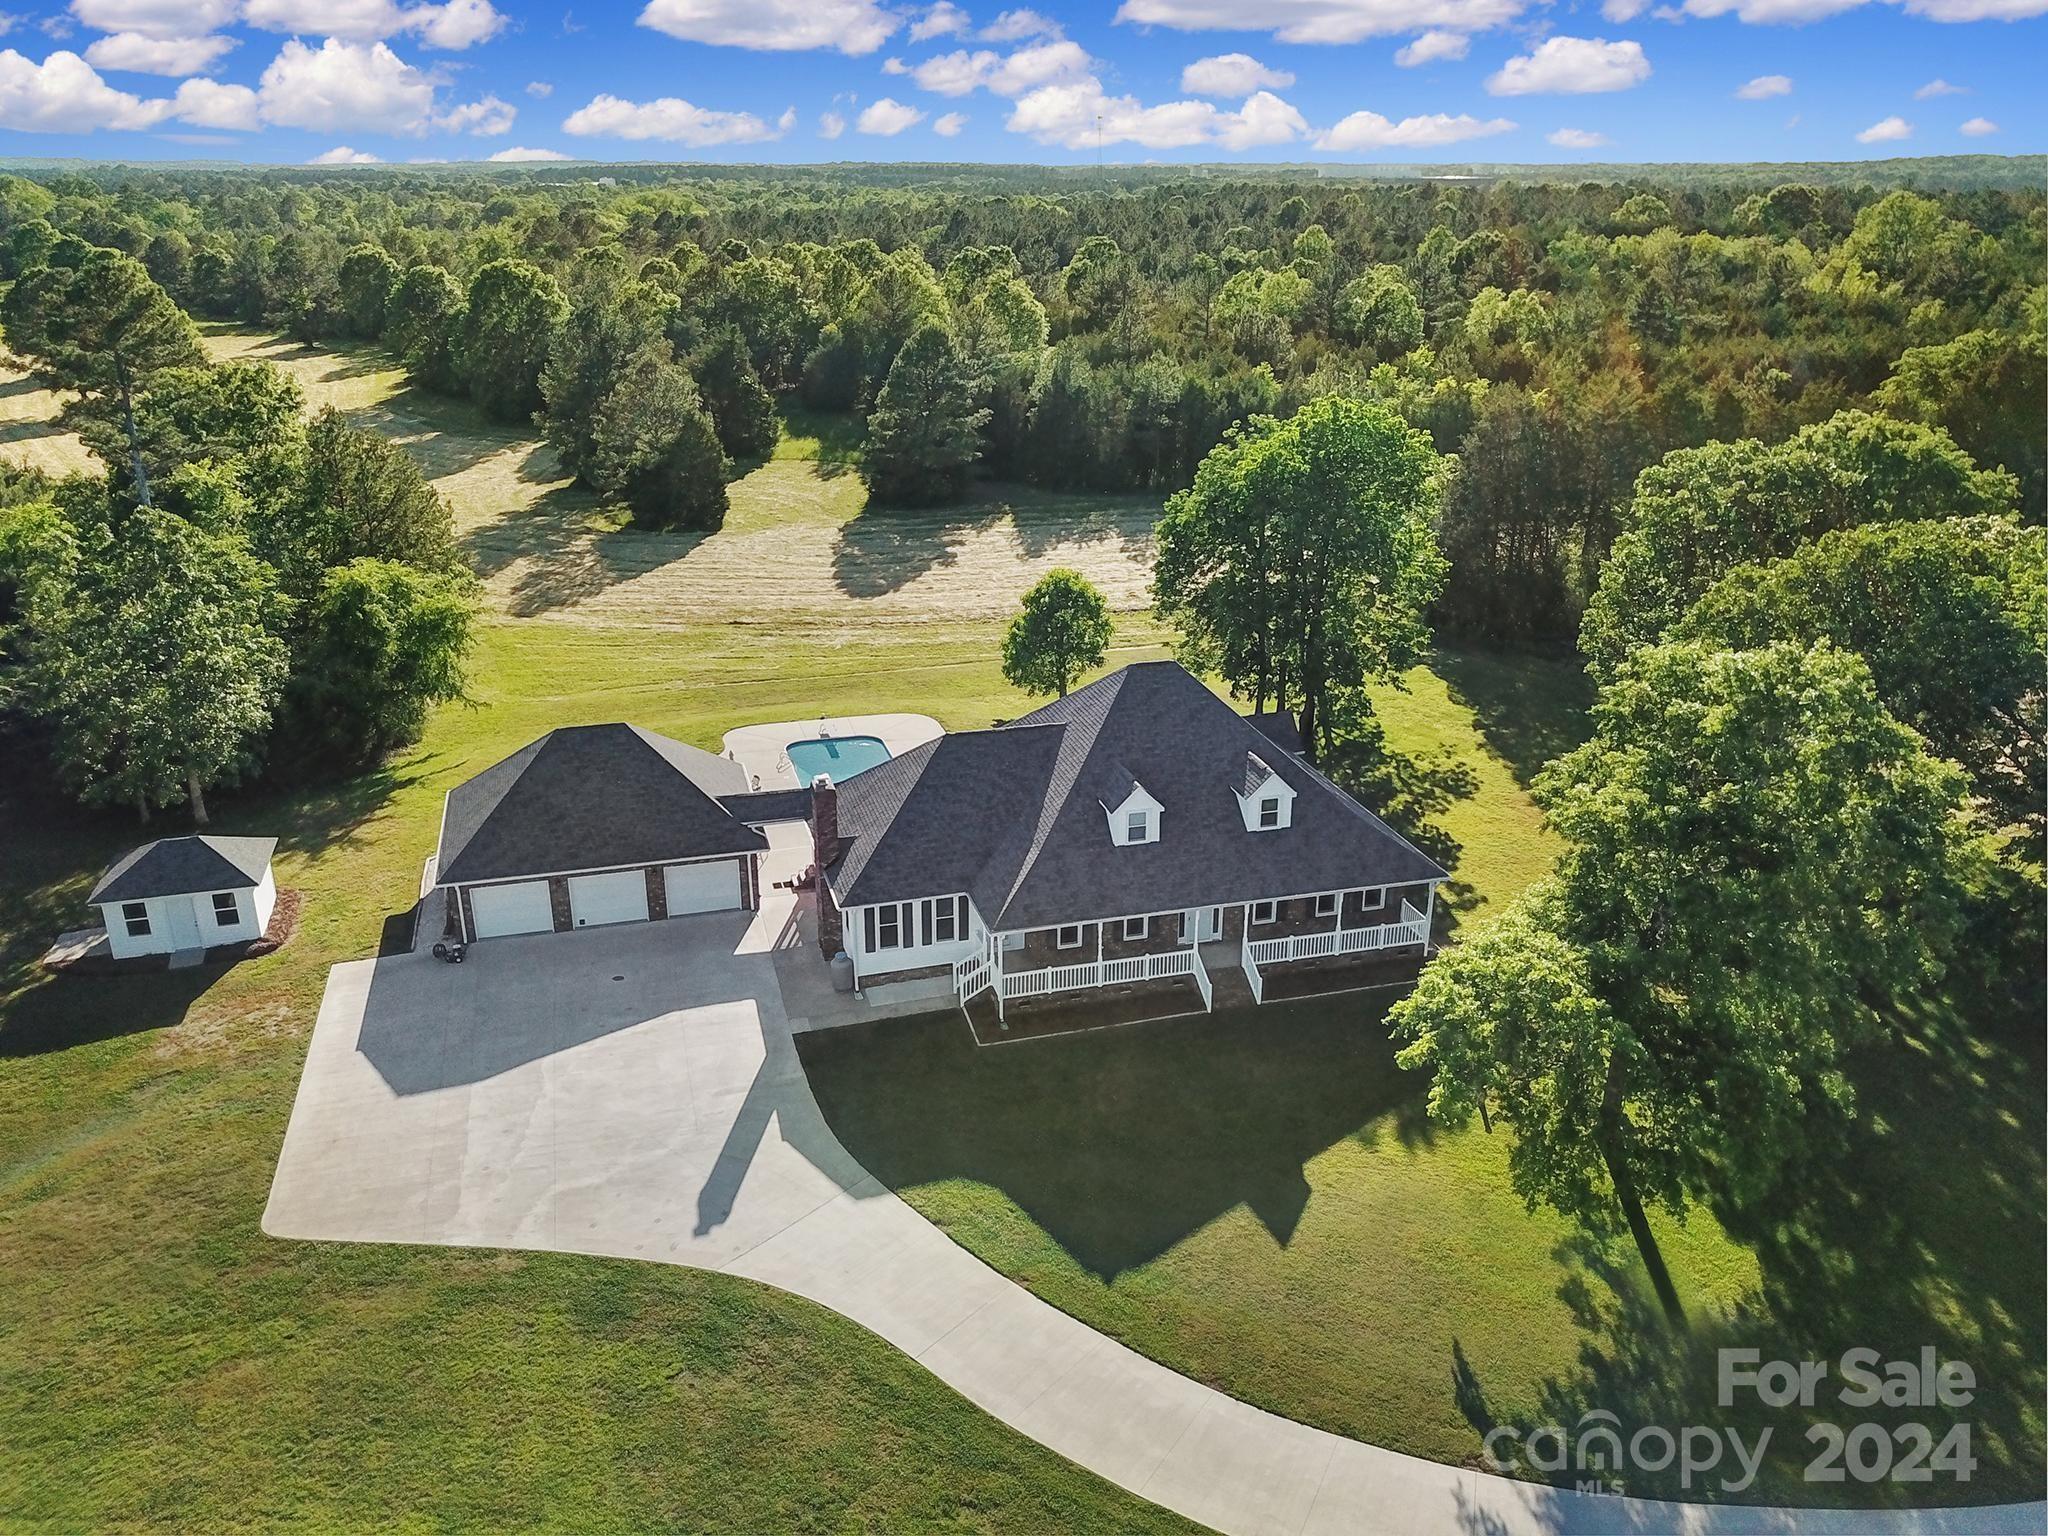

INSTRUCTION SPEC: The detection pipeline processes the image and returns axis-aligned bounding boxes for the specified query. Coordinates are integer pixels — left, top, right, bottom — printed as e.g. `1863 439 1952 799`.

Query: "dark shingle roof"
824 662 1445 929
1246 711 1305 756
90 835 275 903
719 787 814 824
436 724 763 887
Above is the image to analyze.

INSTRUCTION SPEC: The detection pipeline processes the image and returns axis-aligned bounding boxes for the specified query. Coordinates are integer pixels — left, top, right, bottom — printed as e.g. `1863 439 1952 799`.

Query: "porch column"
1423 885 1437 950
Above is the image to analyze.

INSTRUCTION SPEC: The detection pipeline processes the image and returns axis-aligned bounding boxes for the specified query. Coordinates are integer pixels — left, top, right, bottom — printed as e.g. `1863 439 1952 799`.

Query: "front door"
1189 906 1223 943
164 896 203 952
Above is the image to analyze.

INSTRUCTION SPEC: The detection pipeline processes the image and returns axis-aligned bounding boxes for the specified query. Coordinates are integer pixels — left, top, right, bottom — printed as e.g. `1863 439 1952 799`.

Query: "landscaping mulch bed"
964 978 1208 1045
1257 947 1426 1003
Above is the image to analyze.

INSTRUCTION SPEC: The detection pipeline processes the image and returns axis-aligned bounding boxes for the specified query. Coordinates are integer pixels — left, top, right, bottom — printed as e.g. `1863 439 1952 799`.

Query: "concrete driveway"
265 899 2042 1536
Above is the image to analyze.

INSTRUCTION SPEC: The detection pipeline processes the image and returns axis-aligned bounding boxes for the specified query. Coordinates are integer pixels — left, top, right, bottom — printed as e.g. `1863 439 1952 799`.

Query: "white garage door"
569 870 650 928
469 881 553 939
664 859 741 916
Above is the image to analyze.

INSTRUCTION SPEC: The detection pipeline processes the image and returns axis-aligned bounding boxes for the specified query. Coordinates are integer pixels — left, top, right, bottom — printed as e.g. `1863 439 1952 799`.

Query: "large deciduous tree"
459 258 568 421
1152 395 1446 760
1580 410 2018 679
337 243 400 339
1002 568 1112 699
859 322 987 508
28 498 288 824
386 263 466 396
1389 640 1968 1319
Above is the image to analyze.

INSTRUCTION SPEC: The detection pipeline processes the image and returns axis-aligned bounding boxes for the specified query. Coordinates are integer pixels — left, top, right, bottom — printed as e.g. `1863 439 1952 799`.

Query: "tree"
28 501 287 824
1 245 204 507
693 327 779 461
386 264 466 395
1580 410 2018 680
1334 265 1423 359
287 558 475 763
588 343 730 530
338 244 400 339
859 322 987 507
1875 324 2047 519
1390 640 1967 1319
459 258 567 421
538 254 679 484
77 360 306 505
255 408 459 607
1002 568 1112 699
1678 517 2045 847
1152 395 1447 760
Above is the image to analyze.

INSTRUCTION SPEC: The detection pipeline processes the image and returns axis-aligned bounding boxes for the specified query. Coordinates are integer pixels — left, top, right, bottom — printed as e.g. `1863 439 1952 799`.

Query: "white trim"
1313 892 1338 917
1055 924 1084 950
1121 915 1149 941
1251 899 1278 925
436 847 756 894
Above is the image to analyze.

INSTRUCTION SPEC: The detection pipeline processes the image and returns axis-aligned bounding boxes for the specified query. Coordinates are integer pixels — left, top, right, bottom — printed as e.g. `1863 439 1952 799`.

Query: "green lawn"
0 617 1206 1534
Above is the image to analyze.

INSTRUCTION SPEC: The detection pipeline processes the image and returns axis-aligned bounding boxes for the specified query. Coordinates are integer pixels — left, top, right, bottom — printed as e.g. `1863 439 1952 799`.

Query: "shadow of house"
799 991 1431 1280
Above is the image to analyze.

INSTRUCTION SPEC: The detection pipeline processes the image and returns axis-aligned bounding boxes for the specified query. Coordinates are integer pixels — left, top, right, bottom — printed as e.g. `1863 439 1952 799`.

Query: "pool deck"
721 713 944 792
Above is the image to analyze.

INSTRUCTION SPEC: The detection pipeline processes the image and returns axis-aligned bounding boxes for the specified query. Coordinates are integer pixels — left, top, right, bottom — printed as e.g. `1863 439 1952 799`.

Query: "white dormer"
1235 751 1296 832
1102 774 1163 846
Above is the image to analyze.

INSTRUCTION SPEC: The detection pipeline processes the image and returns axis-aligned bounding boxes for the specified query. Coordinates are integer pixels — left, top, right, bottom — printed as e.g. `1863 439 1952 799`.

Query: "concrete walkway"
266 880 2041 1536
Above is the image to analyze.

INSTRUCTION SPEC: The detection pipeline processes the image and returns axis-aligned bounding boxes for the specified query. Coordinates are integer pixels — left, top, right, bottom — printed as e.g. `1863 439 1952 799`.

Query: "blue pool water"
787 734 892 784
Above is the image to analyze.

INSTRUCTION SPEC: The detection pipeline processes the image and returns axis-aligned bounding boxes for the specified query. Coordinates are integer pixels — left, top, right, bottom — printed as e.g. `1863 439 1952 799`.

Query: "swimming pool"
787 734 892 784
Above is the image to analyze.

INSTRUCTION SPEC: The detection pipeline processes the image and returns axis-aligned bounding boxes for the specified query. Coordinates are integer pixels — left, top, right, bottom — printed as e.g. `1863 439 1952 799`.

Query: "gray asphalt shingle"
90 835 276 903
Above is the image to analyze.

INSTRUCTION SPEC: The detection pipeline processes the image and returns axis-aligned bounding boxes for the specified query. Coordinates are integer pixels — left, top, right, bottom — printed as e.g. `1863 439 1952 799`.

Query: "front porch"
952 886 1434 1035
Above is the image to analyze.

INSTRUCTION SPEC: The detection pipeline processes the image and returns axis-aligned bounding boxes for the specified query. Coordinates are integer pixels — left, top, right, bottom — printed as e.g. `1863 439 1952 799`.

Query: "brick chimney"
810 773 843 956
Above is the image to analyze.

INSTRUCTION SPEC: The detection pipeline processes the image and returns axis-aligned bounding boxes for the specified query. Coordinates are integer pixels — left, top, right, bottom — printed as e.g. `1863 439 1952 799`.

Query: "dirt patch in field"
1 328 1163 626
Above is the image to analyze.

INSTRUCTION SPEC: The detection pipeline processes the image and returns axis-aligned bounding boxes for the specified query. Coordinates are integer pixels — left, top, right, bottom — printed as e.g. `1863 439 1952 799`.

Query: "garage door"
569 870 650 928
664 859 741 916
469 881 553 939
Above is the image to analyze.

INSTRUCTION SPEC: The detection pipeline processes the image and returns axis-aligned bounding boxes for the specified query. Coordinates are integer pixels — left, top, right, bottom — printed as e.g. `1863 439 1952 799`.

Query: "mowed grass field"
1 327 2040 1521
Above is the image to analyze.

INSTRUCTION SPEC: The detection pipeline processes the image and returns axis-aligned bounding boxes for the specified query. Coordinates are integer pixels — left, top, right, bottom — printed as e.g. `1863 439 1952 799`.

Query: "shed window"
1258 797 1281 829
1314 892 1338 917
1122 915 1148 941
121 901 150 938
212 892 240 925
1055 924 1084 949
1251 900 1278 925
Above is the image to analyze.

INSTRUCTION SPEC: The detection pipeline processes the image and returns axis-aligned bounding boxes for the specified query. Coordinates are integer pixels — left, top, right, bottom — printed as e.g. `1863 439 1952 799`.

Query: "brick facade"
645 866 669 920
546 876 573 932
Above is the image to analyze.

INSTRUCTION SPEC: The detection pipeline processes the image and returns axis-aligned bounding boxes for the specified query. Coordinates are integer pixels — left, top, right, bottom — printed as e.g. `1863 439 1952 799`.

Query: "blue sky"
0 0 2040 166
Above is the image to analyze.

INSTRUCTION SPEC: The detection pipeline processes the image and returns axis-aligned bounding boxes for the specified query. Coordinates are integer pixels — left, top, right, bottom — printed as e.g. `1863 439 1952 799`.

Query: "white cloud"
489 144 570 159
1959 115 1997 134
1112 0 1526 45
634 0 898 53
1007 78 1218 148
526 79 552 97
910 1 971 40
411 0 505 47
255 37 434 131
1734 73 1791 98
1314 106 1515 149
0 45 167 129
819 108 845 137
82 30 233 75
1913 78 1966 97
1855 114 1911 142
562 91 790 144
980 7 1061 39
910 38 1091 96
237 0 506 48
1181 52 1294 94
1215 88 1307 148
1680 0 1864 21
857 95 924 133
1393 29 1467 65
1487 36 1649 95
68 0 237 41
933 108 966 134
309 144 379 163
1547 125 1609 146
169 75 257 129
1903 0 2048 17
1600 0 1648 16
433 92 514 133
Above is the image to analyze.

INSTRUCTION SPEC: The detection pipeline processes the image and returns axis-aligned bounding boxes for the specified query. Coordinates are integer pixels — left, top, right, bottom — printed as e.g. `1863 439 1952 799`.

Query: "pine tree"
859 322 987 507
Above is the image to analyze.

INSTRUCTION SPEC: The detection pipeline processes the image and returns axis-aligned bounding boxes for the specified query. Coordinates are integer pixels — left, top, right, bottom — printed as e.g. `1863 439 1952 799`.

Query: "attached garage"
469 880 554 939
570 870 650 928
663 859 741 916
431 722 769 946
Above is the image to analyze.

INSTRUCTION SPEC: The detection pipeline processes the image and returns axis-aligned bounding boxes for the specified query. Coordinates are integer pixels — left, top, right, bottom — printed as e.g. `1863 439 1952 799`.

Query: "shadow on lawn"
800 994 1436 1280
830 483 1156 600
1436 647 1594 792
1449 983 2048 1510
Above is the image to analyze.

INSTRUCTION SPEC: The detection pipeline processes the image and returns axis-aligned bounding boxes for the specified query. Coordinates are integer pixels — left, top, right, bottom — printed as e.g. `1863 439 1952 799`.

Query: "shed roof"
90 835 276 904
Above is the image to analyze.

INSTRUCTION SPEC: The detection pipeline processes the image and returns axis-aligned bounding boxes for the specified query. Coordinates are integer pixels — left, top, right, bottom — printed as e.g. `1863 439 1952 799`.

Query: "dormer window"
1236 751 1295 832
1102 769 1163 846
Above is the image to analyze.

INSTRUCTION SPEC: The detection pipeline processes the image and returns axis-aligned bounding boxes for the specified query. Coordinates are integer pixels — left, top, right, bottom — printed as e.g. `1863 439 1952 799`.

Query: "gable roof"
436 723 763 887
825 661 1445 929
91 835 275 904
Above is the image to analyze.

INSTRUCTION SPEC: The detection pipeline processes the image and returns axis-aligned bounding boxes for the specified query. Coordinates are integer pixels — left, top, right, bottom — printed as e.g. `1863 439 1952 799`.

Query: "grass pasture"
0 324 2039 1525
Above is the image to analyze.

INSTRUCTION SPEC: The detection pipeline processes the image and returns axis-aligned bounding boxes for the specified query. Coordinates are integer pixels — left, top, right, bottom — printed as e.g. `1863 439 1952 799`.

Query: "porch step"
1207 965 1258 1012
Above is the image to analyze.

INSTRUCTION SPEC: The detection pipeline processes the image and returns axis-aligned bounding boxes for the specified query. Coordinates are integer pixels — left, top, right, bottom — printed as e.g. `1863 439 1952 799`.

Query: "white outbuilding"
88 835 278 960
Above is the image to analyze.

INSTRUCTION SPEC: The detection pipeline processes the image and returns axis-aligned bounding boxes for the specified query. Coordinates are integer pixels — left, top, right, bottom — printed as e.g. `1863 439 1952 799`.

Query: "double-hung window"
1361 888 1386 912
1258 797 1281 829
1251 900 1278 925
922 894 965 944
1055 924 1084 949
1126 810 1149 842
1313 892 1338 917
121 901 150 938
212 892 240 926
867 902 907 951
1122 915 1149 941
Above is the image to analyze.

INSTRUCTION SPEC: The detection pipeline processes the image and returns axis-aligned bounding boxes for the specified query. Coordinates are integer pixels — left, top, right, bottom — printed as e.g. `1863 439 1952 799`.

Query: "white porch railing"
1244 900 1429 969
953 948 995 1003
998 945 1201 1003
1240 929 1265 1004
